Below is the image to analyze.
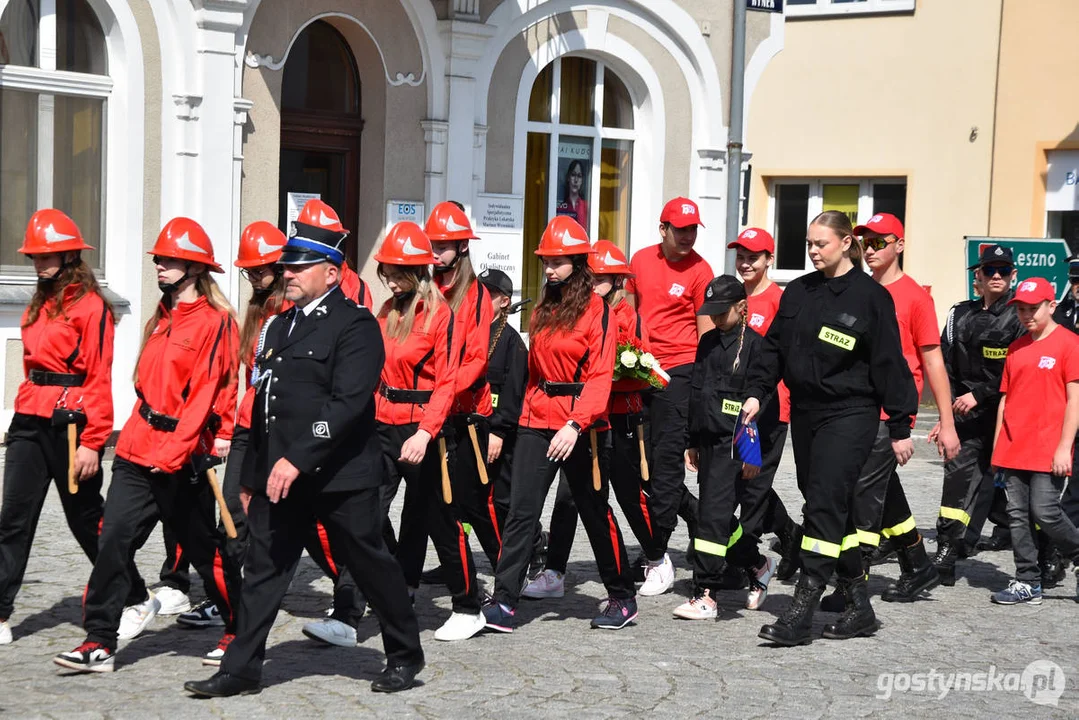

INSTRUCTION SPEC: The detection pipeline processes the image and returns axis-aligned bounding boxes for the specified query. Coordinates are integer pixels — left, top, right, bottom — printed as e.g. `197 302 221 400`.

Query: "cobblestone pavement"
2 412 1077 718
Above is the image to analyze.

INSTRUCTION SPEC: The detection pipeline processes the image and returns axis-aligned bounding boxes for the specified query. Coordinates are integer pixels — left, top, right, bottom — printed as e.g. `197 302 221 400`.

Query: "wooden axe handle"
67 424 78 495
467 423 490 485
206 467 238 539
590 430 601 491
439 436 452 504
637 423 650 481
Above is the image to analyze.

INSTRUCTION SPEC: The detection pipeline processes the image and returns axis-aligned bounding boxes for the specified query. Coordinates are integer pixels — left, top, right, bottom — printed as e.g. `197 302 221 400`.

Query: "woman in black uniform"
742 210 917 646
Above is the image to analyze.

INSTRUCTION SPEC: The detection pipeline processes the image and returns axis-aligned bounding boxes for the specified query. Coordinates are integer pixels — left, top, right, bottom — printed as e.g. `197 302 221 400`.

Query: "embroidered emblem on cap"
313 421 331 438
870 214 883 223
743 230 757 238
681 204 696 215
706 286 714 299
995 247 1004 256
1020 281 1037 292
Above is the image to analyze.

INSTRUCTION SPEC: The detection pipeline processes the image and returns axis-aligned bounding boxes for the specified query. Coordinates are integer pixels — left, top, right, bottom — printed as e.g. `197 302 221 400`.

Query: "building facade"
0 0 1075 432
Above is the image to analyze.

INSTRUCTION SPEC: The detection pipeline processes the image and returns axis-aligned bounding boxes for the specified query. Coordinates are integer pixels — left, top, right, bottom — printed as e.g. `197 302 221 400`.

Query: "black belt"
29 369 85 387
379 385 433 404
467 376 487 392
138 401 180 432
539 380 584 397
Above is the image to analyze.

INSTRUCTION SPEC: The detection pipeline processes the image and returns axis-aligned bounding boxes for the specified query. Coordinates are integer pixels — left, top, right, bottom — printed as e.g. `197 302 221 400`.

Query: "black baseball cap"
968 244 1014 270
697 275 746 316
478 268 513 297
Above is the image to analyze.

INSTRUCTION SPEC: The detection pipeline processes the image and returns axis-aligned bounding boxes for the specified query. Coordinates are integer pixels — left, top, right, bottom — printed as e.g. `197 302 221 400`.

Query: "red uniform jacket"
375 300 458 437
438 277 493 416
609 299 650 416
15 287 114 451
116 297 239 472
340 264 374 308
520 293 615 430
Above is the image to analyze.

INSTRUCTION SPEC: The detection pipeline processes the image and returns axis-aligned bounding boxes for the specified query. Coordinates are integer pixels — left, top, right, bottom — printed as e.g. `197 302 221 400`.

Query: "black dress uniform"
487 312 529 533
934 289 1024 581
191 283 423 694
745 265 917 646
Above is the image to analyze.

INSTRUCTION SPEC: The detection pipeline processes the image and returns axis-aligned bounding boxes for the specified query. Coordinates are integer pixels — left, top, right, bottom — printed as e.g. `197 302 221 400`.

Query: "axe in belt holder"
439 436 452 504
52 407 87 495
193 454 237 539
637 422 650 481
466 417 490 485
590 429 601 491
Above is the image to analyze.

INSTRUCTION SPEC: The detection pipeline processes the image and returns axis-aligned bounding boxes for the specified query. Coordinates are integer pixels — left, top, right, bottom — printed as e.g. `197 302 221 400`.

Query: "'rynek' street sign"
747 0 784 12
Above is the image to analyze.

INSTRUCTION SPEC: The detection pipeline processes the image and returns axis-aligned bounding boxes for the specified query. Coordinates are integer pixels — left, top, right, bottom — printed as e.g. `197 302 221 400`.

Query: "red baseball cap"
660 197 705 228
853 213 904 240
1008 277 1056 306
727 227 774 254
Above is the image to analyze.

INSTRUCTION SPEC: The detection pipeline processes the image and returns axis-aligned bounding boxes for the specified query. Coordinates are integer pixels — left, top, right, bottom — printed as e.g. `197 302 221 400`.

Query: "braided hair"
731 299 749 374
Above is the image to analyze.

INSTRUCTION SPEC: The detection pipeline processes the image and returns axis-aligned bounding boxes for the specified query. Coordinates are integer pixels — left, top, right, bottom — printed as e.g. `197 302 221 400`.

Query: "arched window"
521 57 635 326
0 0 109 273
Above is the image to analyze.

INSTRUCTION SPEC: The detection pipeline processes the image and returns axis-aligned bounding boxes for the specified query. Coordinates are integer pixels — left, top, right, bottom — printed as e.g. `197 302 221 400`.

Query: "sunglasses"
862 235 898 252
979 265 1014 277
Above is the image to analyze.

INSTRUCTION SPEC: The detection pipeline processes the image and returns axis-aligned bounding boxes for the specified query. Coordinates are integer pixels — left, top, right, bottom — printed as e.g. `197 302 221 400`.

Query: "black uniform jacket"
243 285 386 494
941 290 1024 427
744 266 918 440
688 323 777 447
486 318 528 441
1053 293 1079 333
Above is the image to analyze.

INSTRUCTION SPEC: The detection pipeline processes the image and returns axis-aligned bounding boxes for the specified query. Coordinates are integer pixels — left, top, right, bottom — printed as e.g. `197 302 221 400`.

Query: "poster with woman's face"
555 136 591 233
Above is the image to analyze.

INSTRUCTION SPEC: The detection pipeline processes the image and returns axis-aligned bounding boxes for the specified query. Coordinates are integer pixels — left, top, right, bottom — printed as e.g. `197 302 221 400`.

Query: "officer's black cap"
279 221 347 266
478 268 513 297
968 244 1014 270
1068 256 1079 281
698 275 746 316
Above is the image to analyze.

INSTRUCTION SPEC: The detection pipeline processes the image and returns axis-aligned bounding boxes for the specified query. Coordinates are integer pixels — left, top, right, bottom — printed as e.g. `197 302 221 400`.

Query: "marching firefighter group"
0 194 1076 697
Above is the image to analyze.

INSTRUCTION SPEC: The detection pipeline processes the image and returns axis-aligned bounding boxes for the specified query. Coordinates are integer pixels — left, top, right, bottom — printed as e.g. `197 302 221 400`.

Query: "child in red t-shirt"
990 277 1079 605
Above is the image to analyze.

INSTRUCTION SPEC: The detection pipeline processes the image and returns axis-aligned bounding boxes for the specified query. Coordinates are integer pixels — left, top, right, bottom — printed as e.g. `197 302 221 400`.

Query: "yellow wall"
989 0 1079 238
746 0 1001 319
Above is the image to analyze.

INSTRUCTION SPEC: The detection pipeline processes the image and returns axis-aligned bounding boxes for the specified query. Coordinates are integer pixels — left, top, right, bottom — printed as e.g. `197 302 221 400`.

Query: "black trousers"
790 407 879 583
490 434 546 559
936 423 993 543
851 422 919 548
734 422 793 542
84 458 240 650
221 485 423 682
645 364 696 552
693 437 765 590
546 414 662 571
380 423 479 613
220 426 250 570
447 414 502 568
1065 443 1079 527
493 428 634 608
159 523 191 594
0 414 143 619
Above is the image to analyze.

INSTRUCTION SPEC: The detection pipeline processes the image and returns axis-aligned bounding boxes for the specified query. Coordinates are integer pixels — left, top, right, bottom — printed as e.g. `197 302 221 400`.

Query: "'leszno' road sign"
965 236 1072 301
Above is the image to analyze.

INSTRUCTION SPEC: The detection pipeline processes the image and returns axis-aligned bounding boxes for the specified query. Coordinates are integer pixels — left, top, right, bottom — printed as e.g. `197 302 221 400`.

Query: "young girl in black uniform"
673 276 777 620
742 211 917 646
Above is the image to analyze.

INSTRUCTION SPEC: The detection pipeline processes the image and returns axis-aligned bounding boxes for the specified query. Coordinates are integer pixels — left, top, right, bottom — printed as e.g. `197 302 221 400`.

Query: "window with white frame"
785 0 915 18
0 0 109 275
520 56 635 327
768 177 907 277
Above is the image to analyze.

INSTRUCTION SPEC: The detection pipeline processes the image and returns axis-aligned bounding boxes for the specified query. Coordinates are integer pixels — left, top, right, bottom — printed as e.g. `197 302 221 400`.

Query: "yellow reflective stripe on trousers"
694 525 744 558
881 515 916 538
939 506 971 526
856 529 881 547
801 535 841 558
841 534 860 551
694 538 728 557
462 523 473 535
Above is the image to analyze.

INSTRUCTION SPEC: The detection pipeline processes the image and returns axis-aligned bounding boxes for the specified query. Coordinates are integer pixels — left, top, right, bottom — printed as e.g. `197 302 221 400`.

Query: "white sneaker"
672 588 718 620
202 633 235 666
152 586 191 615
301 618 356 647
522 569 565 599
433 612 485 641
746 556 777 611
0 619 11 645
117 595 160 641
639 554 675 596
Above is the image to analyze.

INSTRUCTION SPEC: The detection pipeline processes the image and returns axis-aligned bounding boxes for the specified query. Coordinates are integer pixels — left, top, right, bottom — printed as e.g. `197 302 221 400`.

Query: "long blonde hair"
378 264 445 343
442 252 476 314
136 270 237 380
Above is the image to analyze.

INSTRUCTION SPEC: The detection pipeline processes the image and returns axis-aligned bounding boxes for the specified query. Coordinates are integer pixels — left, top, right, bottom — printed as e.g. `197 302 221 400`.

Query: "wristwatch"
566 420 582 434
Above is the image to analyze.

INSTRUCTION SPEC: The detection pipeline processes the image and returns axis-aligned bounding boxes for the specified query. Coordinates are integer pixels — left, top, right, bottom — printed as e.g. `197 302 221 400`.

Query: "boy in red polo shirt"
990 277 1079 605
625 198 713 595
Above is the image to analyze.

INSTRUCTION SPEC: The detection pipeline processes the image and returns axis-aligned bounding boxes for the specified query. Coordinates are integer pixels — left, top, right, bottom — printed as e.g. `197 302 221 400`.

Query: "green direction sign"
965 236 1072 302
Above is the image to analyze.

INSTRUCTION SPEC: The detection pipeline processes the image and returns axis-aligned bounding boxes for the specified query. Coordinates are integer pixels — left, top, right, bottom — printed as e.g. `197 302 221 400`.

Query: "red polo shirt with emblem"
626 245 713 370
992 327 1079 472
746 281 790 423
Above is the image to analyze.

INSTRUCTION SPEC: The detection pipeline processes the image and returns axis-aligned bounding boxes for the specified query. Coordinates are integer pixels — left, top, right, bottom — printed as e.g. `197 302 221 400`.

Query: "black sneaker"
54 642 115 673
177 599 224 628
481 600 516 633
591 596 638 630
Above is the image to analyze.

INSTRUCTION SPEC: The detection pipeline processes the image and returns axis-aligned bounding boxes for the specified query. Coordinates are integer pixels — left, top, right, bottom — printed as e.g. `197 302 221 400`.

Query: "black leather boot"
1040 541 1067 589
758 574 825 646
882 535 940 602
821 577 879 639
774 522 802 582
819 578 849 613
863 536 898 566
932 538 960 587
